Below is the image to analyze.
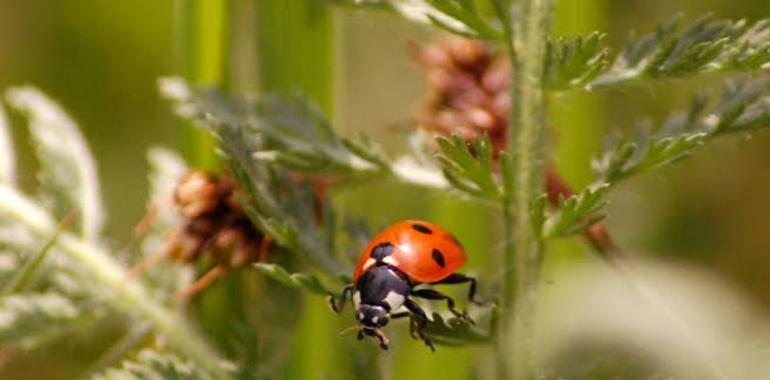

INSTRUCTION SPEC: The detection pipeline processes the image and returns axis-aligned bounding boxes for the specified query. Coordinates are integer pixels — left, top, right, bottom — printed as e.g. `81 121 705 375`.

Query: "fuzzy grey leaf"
594 77 770 184
5 87 105 241
0 292 96 351
334 0 501 39
588 17 770 89
0 105 15 186
93 349 217 380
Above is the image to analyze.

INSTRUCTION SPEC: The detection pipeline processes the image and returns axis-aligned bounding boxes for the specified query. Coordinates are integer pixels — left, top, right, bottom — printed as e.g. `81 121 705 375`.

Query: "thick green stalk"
501 0 553 378
253 0 340 377
175 0 230 169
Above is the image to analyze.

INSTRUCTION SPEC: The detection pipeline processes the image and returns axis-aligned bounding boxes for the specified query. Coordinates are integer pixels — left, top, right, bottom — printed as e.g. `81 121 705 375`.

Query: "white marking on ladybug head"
382 256 399 266
357 311 364 321
383 291 405 311
372 316 379 324
363 258 375 270
352 291 361 309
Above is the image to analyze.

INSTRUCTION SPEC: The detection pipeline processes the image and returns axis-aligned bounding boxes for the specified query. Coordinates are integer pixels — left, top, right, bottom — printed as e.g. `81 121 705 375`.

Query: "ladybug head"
356 304 389 328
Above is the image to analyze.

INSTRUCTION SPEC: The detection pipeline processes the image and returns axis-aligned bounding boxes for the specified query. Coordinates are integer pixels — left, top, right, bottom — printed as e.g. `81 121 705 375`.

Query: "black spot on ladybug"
411 224 433 234
371 243 394 260
431 248 446 268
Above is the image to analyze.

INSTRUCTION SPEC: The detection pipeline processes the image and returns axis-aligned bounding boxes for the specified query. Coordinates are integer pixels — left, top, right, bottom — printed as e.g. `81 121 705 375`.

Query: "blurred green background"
2 0 770 379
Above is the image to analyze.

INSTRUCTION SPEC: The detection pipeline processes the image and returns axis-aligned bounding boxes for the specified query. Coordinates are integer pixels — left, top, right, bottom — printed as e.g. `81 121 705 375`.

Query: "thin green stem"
253 0 344 377
0 184 231 379
175 0 230 169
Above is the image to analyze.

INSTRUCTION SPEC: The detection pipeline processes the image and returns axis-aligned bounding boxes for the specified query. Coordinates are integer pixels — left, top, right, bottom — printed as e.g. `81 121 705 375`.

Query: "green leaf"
594 77 770 184
435 134 503 200
542 184 609 239
251 94 383 175
3 212 73 294
253 263 331 295
588 16 770 89
419 312 490 346
93 349 216 380
545 32 610 90
337 0 502 40
5 87 105 241
0 292 94 351
0 104 15 186
160 79 346 277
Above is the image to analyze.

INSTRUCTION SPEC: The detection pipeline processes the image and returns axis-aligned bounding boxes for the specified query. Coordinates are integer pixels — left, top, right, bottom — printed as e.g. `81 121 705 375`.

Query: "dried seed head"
164 170 270 270
174 170 223 218
413 37 510 154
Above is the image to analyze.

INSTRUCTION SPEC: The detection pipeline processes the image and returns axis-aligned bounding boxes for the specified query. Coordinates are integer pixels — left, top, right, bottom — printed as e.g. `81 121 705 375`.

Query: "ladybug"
329 220 483 350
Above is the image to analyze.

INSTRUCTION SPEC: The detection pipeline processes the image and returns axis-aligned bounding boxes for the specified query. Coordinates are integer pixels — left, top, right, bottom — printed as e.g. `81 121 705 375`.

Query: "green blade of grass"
3 211 76 295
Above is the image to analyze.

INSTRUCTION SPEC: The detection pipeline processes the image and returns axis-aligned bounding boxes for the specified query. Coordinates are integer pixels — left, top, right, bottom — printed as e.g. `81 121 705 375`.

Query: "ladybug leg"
327 284 354 314
432 273 488 306
411 289 474 325
404 298 435 352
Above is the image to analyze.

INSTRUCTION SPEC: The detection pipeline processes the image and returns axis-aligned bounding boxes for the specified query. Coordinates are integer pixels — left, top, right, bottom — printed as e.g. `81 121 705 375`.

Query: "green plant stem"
175 0 230 169
253 0 342 377
502 0 553 378
0 184 231 379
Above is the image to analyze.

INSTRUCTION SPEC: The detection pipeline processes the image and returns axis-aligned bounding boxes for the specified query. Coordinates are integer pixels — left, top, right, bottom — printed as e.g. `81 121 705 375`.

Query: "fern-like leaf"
545 32 610 90
0 105 15 186
588 16 770 89
337 0 501 40
594 77 770 183
542 184 609 239
0 292 97 351
93 349 216 380
435 134 503 200
252 94 386 175
5 87 105 241
159 78 346 278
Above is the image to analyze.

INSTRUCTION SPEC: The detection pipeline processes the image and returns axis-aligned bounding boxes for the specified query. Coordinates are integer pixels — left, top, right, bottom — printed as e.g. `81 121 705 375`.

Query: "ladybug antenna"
337 325 360 337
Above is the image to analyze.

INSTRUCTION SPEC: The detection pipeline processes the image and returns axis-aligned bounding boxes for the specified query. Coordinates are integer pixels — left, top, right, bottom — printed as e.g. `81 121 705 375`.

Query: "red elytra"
352 220 467 283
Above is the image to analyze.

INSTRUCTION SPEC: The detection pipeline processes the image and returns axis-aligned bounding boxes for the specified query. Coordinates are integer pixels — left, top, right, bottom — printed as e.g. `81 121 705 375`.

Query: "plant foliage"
6 87 105 241
545 32 610 89
0 86 230 378
589 16 770 89
93 349 214 380
541 184 609 239
435 134 505 200
593 77 770 184
336 0 502 39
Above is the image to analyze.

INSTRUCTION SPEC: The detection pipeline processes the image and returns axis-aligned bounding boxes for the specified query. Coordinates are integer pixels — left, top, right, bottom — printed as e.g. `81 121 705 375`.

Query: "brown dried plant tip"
412 37 510 154
165 170 270 270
